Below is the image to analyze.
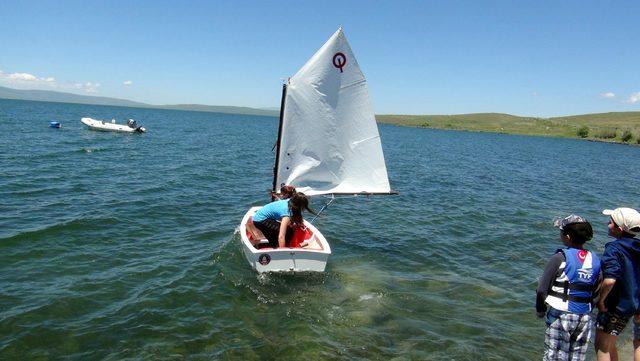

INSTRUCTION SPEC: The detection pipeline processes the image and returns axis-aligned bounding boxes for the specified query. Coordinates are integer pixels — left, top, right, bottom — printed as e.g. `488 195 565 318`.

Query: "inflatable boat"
81 117 146 133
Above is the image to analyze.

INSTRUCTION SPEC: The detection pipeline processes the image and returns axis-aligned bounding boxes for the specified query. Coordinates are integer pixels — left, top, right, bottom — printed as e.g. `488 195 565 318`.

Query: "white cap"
603 207 640 235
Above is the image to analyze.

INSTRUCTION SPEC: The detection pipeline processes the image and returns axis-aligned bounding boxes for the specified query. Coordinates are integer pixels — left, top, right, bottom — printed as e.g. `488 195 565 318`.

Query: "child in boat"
272 184 297 200
249 193 316 249
536 214 601 361
246 185 296 243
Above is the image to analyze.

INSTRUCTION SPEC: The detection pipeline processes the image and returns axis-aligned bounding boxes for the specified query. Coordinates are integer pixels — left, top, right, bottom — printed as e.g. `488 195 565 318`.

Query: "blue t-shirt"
252 199 290 223
601 236 640 317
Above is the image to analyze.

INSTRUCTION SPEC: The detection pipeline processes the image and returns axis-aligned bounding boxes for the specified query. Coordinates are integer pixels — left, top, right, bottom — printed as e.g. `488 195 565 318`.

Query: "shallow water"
1 98 639 360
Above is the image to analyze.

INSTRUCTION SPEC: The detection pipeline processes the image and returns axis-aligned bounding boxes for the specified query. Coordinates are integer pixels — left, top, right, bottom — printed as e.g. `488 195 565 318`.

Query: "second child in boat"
248 193 316 249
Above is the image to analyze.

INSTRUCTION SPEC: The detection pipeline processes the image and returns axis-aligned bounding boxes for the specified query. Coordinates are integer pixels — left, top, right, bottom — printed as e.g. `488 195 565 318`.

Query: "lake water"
1 98 639 360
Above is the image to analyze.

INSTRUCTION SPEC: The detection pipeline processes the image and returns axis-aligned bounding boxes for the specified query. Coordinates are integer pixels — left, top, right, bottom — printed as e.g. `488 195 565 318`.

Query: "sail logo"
333 52 346 73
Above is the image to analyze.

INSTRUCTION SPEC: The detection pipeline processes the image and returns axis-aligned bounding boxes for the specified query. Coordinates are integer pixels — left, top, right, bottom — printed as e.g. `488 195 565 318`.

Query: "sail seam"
340 79 367 90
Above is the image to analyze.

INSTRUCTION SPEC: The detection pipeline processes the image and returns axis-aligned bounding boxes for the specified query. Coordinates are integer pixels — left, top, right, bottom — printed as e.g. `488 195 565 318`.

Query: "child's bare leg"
632 338 640 361
596 330 618 361
245 223 260 245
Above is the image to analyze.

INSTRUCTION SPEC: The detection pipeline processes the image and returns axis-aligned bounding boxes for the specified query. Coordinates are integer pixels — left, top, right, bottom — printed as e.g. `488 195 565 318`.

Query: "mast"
271 82 287 200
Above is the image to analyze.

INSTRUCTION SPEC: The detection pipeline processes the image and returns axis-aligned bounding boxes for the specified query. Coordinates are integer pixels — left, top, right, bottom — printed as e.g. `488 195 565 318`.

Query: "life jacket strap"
548 290 592 304
552 281 595 292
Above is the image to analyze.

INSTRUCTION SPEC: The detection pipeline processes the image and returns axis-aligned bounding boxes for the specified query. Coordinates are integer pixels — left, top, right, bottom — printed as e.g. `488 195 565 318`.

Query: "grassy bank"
376 112 640 145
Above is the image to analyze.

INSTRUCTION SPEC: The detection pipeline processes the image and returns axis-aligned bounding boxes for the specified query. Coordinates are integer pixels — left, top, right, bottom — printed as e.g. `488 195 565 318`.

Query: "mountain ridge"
0 86 279 117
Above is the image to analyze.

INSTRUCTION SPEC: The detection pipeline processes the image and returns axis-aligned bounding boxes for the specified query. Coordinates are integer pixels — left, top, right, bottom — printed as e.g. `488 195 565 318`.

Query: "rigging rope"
310 195 336 224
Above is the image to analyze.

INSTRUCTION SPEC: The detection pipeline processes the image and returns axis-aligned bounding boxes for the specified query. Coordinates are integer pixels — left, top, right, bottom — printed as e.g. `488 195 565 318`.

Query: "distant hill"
3 85 637 143
0 86 279 117
377 112 640 144
156 104 278 117
0 86 148 107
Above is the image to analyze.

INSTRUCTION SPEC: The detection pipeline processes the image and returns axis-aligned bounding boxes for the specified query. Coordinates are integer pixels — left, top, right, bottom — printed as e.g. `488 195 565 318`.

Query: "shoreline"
376 112 640 147
380 120 640 147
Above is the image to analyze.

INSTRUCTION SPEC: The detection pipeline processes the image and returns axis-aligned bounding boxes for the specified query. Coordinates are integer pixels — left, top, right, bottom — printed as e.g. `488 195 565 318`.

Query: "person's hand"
536 311 545 318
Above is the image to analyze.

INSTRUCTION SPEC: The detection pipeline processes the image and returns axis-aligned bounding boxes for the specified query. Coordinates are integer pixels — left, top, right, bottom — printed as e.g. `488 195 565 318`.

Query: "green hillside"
377 112 640 144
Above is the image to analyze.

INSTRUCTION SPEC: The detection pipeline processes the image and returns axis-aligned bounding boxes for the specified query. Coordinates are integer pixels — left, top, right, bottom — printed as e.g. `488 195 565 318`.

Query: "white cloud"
1 71 57 87
600 92 615 99
0 70 103 94
59 81 100 93
532 91 539 96
83 82 101 93
123 80 133 86
8 72 37 81
628 92 640 104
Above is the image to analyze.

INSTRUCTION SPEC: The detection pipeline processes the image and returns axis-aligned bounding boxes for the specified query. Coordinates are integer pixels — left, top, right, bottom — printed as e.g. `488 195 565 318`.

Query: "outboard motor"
127 118 145 133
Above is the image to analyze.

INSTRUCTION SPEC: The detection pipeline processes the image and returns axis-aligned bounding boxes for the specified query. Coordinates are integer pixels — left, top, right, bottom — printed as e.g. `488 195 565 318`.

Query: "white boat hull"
81 117 145 133
239 207 331 273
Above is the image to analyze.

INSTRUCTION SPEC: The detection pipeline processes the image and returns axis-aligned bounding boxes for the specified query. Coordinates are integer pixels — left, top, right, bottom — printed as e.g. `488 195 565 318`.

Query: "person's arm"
278 216 291 248
536 252 564 317
599 244 621 312
592 270 603 306
598 278 616 312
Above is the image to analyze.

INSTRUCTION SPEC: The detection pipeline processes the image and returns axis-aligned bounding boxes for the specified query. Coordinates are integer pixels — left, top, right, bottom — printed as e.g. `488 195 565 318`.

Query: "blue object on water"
49 121 61 128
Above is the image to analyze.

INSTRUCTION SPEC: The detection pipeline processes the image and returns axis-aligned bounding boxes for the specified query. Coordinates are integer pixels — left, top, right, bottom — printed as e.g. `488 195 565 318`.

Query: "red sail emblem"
577 250 588 263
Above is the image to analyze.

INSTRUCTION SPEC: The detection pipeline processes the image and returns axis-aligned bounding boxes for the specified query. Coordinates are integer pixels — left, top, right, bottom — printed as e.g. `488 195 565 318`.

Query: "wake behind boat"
81 117 146 133
238 27 394 273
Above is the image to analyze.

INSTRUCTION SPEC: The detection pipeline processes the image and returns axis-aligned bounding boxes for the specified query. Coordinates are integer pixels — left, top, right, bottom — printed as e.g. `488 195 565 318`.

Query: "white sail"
275 28 391 196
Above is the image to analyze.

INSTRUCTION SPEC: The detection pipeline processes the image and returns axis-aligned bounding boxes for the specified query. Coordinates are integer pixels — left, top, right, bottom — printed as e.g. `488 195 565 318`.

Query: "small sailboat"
239 27 394 273
81 117 146 133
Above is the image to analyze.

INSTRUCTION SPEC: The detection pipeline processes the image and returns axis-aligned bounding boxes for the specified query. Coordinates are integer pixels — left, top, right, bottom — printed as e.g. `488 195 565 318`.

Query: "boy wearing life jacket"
536 214 601 361
594 207 640 361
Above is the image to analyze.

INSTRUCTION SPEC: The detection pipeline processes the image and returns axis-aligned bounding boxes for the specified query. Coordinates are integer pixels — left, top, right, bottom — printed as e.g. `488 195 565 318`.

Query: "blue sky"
0 0 638 117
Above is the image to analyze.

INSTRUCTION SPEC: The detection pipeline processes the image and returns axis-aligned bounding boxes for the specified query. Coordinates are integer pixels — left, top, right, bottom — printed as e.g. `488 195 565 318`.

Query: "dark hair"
280 185 297 199
562 222 593 244
288 193 316 225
